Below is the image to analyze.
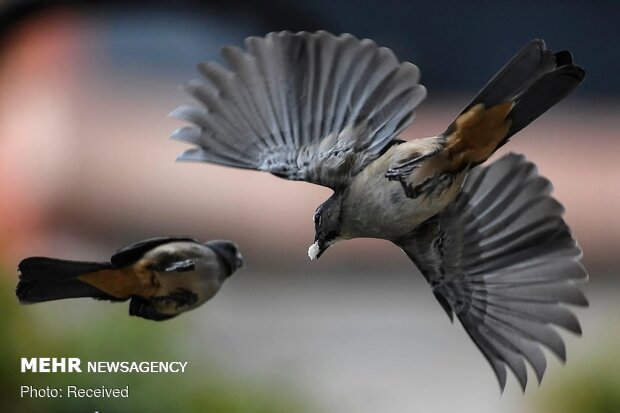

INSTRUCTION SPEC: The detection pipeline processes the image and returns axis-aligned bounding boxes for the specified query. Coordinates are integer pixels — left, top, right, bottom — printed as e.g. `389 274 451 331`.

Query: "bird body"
342 137 466 240
171 31 588 390
328 101 514 243
17 238 243 321
78 241 226 304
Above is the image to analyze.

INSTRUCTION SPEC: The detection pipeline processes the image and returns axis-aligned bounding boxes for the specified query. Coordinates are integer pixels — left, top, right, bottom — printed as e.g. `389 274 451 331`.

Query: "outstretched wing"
170 31 426 189
398 154 588 391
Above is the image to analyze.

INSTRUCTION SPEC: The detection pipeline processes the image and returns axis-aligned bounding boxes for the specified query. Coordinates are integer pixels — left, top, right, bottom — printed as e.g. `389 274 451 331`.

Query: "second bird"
16 237 243 321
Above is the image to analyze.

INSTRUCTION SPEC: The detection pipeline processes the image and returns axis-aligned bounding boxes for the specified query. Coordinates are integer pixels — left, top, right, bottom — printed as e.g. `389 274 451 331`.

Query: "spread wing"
170 30 426 189
398 154 588 391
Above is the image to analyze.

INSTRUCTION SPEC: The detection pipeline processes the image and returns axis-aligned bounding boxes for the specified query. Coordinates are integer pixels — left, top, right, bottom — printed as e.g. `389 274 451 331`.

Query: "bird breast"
154 259 222 304
341 140 465 241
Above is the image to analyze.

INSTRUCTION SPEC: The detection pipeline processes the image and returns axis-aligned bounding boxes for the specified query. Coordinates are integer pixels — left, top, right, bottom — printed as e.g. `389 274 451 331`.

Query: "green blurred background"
0 1 618 412
1 275 311 413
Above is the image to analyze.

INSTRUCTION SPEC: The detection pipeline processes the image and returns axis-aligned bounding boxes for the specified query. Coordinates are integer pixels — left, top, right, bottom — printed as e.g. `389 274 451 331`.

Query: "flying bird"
16 237 243 321
170 31 588 390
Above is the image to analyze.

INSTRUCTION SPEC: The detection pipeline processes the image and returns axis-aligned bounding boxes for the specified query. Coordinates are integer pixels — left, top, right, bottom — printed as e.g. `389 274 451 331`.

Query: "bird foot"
385 149 441 182
395 173 453 199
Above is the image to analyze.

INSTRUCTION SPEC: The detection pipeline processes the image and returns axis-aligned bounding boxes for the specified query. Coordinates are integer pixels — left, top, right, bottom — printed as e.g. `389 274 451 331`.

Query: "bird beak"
206 240 244 273
232 251 244 270
308 236 328 260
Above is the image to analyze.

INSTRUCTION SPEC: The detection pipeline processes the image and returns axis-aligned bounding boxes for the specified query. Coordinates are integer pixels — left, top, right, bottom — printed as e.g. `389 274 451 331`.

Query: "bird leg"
412 172 454 197
386 148 444 199
385 151 437 181
392 171 454 200
398 179 419 199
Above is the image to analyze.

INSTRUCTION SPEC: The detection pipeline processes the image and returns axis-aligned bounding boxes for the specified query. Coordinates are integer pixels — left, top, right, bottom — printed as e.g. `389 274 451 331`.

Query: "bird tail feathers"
445 39 584 166
16 257 117 303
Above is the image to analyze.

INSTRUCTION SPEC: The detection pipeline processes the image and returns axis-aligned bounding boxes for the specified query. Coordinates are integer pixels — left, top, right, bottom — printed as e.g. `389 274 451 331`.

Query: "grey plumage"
171 31 426 189
16 237 244 321
453 39 584 150
399 154 587 391
170 31 588 390
110 236 199 267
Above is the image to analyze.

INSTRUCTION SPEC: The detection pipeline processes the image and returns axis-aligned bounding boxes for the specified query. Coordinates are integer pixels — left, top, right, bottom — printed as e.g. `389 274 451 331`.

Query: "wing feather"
398 153 587 390
171 31 426 188
110 237 199 268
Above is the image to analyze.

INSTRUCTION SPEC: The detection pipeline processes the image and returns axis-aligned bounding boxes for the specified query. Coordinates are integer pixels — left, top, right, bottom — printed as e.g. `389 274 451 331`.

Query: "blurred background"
1 0 618 412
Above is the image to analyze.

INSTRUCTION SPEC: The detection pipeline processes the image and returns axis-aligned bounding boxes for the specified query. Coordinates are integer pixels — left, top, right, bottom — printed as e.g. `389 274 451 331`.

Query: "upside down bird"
17 237 243 321
170 31 588 390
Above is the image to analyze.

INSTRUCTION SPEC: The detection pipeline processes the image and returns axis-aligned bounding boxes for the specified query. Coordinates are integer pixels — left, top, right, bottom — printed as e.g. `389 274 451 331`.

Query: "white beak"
308 242 320 260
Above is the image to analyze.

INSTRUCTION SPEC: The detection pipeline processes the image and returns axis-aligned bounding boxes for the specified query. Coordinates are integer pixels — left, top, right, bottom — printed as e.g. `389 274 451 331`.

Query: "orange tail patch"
446 102 513 169
78 265 159 299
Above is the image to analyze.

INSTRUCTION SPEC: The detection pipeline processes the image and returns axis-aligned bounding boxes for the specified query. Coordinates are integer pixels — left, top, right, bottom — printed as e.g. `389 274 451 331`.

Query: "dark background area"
2 0 618 95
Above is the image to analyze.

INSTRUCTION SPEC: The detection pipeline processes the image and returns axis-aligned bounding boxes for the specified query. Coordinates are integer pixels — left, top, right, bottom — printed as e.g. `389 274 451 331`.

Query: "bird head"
205 240 244 277
308 194 342 260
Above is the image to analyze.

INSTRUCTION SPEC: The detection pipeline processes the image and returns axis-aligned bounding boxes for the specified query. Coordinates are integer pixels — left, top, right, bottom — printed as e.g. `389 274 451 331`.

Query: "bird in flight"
16 237 243 321
170 31 588 390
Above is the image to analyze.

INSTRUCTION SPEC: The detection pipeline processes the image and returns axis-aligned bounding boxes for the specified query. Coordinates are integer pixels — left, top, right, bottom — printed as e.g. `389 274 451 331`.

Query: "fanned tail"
444 40 585 169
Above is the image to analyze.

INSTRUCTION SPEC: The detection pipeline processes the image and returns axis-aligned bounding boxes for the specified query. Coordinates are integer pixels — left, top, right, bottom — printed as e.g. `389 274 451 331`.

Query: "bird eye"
313 211 321 225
